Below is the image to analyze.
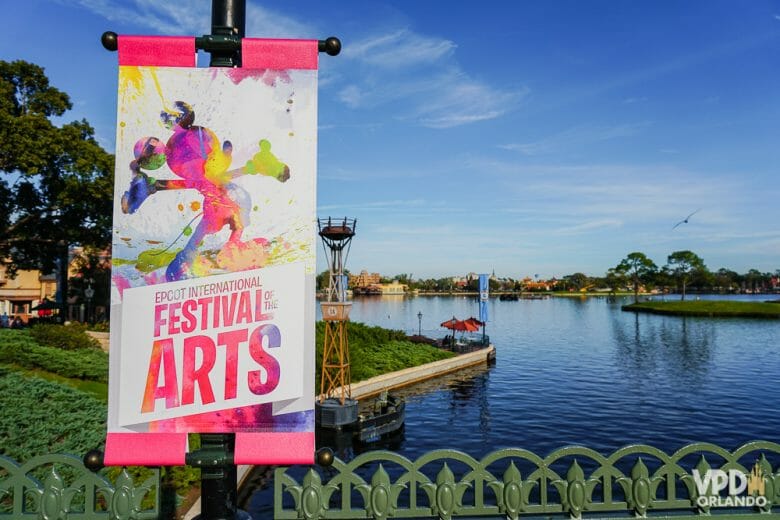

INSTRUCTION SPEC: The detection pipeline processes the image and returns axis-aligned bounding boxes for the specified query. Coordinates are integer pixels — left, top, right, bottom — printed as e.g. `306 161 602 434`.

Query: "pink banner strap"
242 38 318 70
118 35 196 67
104 433 187 466
234 432 314 465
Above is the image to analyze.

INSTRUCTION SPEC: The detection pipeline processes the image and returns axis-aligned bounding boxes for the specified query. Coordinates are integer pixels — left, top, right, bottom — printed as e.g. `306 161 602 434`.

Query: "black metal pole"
209 0 245 67
191 2 246 517
190 433 240 520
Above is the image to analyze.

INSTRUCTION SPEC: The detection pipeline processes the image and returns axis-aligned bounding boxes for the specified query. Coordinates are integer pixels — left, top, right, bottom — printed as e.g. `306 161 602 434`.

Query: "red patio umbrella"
463 317 483 331
459 320 479 332
440 316 481 344
440 317 467 331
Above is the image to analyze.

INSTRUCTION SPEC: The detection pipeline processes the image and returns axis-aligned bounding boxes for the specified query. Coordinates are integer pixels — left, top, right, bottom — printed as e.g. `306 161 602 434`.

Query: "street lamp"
84 282 95 323
417 311 422 336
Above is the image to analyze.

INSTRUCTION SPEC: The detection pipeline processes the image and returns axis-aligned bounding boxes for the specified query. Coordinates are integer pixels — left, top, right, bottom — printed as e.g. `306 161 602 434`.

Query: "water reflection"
445 368 492 435
611 312 714 390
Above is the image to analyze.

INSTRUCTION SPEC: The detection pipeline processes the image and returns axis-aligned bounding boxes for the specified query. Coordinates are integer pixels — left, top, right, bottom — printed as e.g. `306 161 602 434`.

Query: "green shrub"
0 329 108 382
88 321 110 332
29 323 101 351
0 369 107 460
315 321 452 391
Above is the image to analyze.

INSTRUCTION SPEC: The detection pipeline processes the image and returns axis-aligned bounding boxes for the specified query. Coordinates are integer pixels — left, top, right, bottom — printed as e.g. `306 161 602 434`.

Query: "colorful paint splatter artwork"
112 66 316 292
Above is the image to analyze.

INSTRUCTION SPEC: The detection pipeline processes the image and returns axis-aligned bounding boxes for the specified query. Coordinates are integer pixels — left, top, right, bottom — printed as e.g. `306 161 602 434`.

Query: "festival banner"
105 36 317 465
479 274 489 323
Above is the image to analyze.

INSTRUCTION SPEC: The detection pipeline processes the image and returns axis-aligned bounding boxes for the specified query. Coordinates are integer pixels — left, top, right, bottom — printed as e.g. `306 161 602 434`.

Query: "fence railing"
0 453 160 518
6 442 780 519
274 441 780 519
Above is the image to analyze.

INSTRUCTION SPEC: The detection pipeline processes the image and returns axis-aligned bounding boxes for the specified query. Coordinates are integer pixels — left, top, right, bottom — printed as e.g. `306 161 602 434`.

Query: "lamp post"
417 311 422 336
84 281 94 323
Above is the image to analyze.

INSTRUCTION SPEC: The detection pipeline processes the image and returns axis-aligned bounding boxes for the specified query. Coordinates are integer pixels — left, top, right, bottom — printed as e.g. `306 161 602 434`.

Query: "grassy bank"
622 300 780 318
315 320 453 392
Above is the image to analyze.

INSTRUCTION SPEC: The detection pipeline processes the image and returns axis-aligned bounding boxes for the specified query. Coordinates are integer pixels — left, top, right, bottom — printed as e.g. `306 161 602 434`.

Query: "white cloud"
413 76 525 129
338 85 364 109
332 28 525 128
344 29 457 69
245 4 314 38
68 0 208 34
500 123 648 155
552 218 623 235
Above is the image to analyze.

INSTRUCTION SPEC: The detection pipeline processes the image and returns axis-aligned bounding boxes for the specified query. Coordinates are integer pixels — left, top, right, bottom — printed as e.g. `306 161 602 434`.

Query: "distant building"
350 270 381 288
0 268 57 323
0 247 110 323
521 276 559 291
373 281 407 295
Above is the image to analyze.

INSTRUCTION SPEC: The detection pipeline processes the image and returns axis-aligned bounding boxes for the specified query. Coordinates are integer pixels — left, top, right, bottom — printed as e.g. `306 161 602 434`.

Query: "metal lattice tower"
318 217 356 404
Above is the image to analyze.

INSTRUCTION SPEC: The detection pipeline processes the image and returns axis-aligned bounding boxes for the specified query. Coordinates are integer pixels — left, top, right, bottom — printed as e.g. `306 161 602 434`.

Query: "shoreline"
329 344 495 400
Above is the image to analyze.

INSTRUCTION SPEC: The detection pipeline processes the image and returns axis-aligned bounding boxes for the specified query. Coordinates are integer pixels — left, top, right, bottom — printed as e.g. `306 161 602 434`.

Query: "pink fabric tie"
118 35 196 67
242 38 318 69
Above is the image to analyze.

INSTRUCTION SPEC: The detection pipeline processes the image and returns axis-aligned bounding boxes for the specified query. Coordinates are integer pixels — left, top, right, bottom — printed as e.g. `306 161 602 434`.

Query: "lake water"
246 293 780 515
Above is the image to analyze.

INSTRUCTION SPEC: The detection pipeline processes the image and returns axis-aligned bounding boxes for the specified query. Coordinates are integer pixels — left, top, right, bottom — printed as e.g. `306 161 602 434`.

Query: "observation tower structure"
315 217 358 428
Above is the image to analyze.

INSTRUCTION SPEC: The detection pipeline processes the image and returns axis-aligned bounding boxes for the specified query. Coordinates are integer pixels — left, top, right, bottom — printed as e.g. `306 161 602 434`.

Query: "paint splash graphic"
116 100 294 287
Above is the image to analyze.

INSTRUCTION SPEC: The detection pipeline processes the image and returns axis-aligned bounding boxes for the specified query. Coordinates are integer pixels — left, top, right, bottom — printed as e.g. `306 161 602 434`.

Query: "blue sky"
2 1 779 279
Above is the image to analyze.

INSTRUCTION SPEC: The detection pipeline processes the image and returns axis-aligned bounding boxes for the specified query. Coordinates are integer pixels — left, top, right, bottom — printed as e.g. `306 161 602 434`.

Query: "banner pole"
190 5 245 518
188 433 241 520
209 0 245 67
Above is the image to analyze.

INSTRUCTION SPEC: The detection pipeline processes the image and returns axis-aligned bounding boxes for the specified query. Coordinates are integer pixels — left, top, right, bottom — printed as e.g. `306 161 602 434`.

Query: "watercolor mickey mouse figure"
122 101 290 281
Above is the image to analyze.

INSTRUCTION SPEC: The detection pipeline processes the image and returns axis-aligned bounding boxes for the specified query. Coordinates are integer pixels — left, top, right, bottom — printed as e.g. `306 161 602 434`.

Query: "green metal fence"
0 454 159 518
274 441 780 520
5 442 780 519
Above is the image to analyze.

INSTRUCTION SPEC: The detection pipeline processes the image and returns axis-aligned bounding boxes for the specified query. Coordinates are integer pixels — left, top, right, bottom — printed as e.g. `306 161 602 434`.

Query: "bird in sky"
672 209 701 229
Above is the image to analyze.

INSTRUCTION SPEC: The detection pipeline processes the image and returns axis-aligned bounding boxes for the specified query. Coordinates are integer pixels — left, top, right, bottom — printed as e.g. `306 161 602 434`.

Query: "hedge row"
29 323 101 350
0 329 108 382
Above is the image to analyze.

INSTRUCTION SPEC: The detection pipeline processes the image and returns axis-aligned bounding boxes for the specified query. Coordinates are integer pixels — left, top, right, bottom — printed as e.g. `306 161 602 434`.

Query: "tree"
745 269 765 294
393 273 415 288
0 60 114 313
563 272 591 291
316 269 330 291
615 252 657 303
714 268 740 292
666 250 706 300
604 268 627 295
435 277 454 292
69 247 111 322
